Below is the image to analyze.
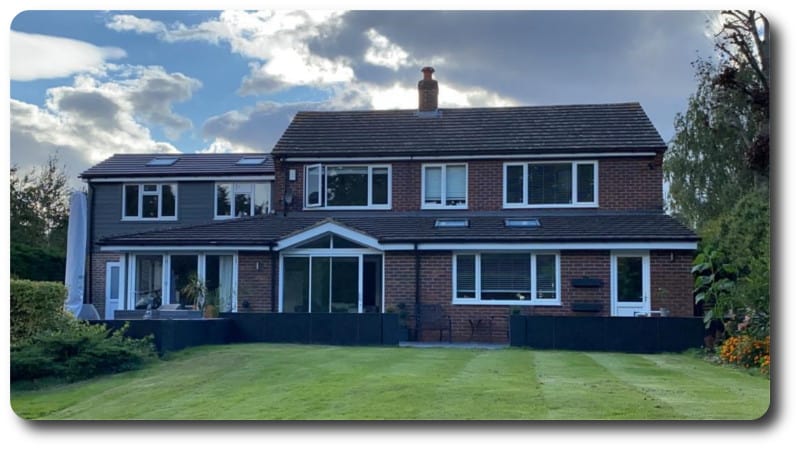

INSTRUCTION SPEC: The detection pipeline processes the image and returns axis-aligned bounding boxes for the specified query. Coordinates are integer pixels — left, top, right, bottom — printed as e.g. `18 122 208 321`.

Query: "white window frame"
452 252 561 306
421 163 468 209
304 164 392 210
214 181 272 219
122 183 178 221
126 252 238 312
278 245 384 314
503 160 598 208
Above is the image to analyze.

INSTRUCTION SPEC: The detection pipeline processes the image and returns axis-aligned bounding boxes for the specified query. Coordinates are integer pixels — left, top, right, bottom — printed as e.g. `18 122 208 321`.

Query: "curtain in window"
445 165 466 205
218 256 234 312
424 167 442 203
480 253 531 300
456 255 476 298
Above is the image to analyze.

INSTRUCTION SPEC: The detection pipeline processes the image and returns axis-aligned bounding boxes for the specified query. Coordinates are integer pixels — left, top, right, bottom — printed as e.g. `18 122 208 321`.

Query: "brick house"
80 67 697 342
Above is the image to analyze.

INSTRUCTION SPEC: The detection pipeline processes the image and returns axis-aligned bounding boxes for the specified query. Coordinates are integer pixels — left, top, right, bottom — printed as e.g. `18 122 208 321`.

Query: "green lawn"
10 344 770 420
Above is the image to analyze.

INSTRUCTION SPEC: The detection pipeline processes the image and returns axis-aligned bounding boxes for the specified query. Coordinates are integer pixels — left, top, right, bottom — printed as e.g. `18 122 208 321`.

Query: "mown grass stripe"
10 344 770 420
532 350 683 419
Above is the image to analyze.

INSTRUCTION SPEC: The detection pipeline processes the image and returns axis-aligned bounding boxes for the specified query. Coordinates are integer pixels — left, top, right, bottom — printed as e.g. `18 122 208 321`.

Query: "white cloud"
10 66 200 182
105 14 166 35
106 10 354 94
364 28 411 70
10 30 126 81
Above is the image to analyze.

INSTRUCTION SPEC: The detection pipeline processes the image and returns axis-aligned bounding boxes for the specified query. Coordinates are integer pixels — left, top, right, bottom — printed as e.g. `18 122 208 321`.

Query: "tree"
713 10 769 175
664 10 769 229
10 153 72 280
666 11 770 343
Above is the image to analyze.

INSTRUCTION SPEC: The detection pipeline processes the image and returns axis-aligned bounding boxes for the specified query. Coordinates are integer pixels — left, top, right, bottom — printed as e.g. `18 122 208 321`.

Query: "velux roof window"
504 218 541 228
236 156 267 165
435 218 469 228
146 157 178 166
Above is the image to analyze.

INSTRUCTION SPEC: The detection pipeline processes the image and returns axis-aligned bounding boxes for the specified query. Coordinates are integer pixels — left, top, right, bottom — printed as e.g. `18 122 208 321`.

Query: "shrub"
10 279 70 346
11 321 157 383
718 334 770 375
10 241 66 282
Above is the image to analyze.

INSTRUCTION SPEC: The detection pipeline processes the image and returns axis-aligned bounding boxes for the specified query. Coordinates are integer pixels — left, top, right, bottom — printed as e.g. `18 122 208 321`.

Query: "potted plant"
180 272 208 311
396 302 411 341
204 288 220 319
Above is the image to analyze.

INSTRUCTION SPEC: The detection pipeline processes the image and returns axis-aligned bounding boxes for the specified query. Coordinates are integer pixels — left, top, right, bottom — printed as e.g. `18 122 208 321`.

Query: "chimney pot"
418 67 439 112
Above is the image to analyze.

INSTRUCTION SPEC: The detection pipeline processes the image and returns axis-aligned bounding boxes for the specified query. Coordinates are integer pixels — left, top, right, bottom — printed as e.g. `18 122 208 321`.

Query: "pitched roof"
272 103 666 158
80 153 275 179
98 210 697 247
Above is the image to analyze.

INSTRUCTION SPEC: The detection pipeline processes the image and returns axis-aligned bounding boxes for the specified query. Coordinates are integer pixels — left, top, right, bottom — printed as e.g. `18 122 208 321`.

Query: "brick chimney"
418 67 438 112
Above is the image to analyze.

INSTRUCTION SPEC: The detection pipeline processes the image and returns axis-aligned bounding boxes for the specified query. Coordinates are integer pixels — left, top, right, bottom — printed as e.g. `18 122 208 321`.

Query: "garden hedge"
10 279 68 346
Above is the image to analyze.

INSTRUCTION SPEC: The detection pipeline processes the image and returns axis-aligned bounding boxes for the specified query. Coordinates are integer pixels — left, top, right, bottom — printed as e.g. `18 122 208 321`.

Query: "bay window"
453 252 560 305
504 161 597 207
215 182 271 218
422 164 467 208
123 183 177 220
304 164 391 209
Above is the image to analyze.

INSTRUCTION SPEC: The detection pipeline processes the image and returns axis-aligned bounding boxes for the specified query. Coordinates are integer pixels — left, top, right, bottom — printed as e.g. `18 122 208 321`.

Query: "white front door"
611 252 650 317
105 260 124 319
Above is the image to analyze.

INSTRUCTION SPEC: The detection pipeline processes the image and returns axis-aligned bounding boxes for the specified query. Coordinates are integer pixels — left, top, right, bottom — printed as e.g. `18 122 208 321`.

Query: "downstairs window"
453 252 560 305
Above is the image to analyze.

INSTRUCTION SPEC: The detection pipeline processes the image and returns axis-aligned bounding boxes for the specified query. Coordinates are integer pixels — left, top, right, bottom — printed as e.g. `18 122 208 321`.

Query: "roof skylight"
147 157 178 166
236 156 267 165
435 218 469 228
505 218 541 228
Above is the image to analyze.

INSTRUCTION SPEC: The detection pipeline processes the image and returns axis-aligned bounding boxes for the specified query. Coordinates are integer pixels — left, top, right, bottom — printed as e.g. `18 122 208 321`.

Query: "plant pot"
204 304 219 319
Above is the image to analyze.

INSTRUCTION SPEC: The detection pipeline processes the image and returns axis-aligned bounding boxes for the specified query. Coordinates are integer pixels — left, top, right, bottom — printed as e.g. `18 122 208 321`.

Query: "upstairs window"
216 182 271 218
422 164 467 208
504 161 597 208
123 184 177 220
304 165 391 209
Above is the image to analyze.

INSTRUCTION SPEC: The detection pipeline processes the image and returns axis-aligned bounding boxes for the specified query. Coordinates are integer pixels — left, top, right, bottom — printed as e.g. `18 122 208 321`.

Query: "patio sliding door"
281 254 379 313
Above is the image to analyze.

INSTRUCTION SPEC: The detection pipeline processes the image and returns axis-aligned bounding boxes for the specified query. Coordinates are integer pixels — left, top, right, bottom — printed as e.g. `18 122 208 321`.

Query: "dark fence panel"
221 313 399 346
509 316 704 353
92 314 399 353
92 319 231 354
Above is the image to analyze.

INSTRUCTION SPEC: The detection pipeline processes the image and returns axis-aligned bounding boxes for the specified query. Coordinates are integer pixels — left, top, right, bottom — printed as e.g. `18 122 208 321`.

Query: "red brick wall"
599 155 664 210
382 248 694 341
543 250 612 316
237 252 273 312
89 252 124 319
649 250 695 317
274 156 663 212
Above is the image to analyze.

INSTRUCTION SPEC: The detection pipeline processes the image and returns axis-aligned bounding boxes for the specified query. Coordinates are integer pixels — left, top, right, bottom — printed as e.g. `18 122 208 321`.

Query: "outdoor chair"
416 304 452 342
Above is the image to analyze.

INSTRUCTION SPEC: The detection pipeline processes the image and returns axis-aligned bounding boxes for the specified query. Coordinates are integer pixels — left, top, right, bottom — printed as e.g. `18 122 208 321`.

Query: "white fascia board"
274 222 383 251
283 152 656 163
413 241 698 251
89 175 275 183
100 245 273 252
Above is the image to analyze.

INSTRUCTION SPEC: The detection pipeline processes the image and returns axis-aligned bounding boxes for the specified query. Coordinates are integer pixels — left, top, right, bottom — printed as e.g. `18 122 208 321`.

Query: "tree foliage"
693 189 769 338
667 11 770 346
664 11 769 229
10 153 72 281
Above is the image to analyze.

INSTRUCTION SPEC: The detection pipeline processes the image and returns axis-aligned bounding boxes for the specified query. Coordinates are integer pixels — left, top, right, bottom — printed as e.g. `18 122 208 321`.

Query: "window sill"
121 217 178 222
503 203 598 209
303 205 392 211
421 204 468 210
452 299 561 307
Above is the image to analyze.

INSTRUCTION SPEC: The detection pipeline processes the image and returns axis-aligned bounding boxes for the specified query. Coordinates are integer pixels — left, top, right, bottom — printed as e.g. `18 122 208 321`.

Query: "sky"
8 9 720 184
